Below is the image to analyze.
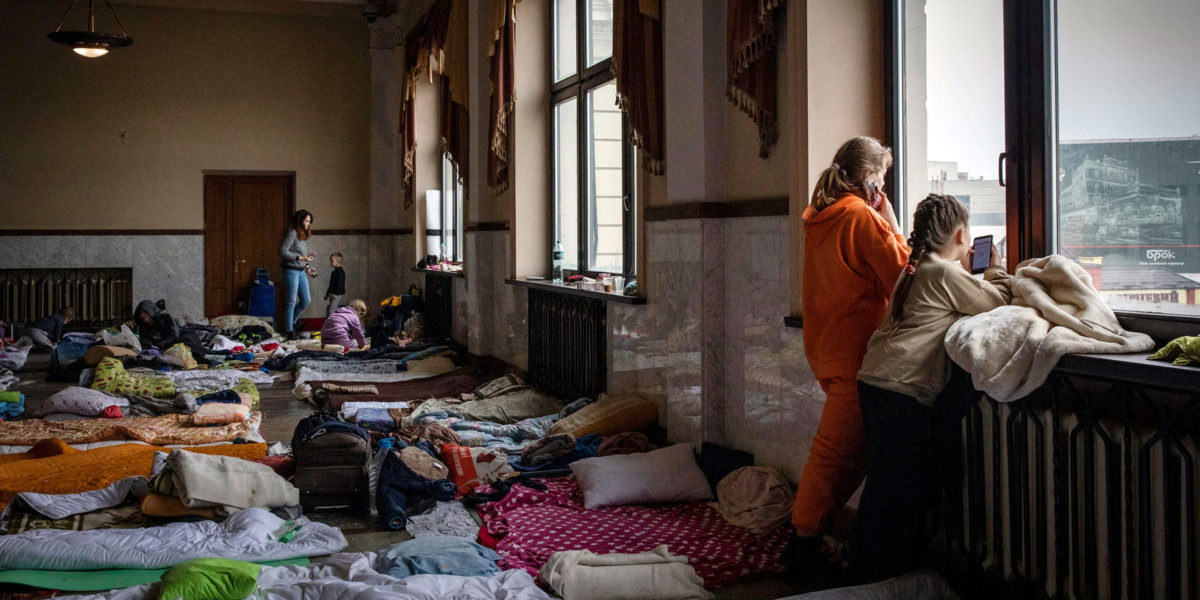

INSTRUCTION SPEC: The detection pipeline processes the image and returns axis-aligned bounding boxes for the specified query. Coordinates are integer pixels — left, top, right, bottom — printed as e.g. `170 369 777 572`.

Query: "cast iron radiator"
0 268 132 328
423 272 453 341
527 288 606 401
938 360 1200 600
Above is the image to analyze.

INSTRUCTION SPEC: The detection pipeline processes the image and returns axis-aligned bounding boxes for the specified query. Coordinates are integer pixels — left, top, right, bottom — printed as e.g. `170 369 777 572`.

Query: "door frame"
203 171 296 318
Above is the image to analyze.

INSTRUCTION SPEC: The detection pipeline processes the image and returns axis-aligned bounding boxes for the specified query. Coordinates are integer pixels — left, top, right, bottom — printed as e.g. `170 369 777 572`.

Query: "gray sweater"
280 229 309 270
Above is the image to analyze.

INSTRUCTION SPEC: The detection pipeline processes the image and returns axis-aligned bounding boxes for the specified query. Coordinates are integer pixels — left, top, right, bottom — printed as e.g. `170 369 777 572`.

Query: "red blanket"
478 477 789 587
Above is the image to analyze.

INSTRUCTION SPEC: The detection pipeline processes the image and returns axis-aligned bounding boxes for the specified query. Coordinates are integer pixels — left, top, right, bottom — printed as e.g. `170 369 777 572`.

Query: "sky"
923 0 1200 177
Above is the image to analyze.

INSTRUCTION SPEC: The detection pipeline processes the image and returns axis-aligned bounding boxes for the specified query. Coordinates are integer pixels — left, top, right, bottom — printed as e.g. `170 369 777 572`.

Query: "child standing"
850 194 1011 582
321 299 369 351
325 252 346 316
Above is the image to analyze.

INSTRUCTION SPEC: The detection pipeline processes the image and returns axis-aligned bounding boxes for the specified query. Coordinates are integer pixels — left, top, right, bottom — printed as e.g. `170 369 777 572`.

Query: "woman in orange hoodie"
789 136 910 577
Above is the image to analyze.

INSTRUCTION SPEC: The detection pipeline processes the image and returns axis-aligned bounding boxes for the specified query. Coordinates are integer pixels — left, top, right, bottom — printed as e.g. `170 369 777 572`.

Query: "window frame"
439 152 464 263
887 0 1200 332
551 0 636 279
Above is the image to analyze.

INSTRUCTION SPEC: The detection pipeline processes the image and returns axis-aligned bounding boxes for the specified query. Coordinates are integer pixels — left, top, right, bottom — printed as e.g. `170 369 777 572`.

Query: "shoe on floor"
285 331 298 341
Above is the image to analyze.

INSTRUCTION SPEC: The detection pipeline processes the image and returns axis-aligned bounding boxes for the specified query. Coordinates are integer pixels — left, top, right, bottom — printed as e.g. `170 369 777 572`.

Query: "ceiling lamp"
48 0 133 58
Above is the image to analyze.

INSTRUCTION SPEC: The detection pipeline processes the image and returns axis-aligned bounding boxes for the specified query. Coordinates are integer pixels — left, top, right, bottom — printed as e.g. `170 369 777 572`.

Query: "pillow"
158 557 261 600
547 393 658 438
83 345 137 366
192 402 250 425
570 443 712 509
33 386 128 417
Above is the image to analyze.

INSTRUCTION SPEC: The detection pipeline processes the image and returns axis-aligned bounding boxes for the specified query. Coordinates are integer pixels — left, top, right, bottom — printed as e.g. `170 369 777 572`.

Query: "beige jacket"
858 251 1012 404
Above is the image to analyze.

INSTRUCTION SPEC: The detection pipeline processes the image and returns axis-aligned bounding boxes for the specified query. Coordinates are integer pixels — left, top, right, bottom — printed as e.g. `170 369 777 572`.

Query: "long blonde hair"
810 136 893 211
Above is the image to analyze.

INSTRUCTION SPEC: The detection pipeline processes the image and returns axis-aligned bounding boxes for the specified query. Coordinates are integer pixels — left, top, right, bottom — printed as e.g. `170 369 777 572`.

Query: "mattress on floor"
0 412 262 447
307 367 481 409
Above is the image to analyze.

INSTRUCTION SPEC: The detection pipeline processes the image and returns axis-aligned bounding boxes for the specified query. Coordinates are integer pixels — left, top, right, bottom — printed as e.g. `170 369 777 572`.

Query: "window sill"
1055 351 1200 392
412 267 465 279
505 278 646 305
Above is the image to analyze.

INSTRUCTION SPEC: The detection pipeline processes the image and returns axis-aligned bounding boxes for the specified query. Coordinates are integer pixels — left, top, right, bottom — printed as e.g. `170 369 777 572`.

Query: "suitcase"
293 418 371 511
247 267 275 319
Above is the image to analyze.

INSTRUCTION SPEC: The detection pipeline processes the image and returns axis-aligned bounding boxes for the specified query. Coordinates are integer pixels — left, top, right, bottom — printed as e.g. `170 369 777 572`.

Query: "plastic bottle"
367 437 395 517
552 240 565 284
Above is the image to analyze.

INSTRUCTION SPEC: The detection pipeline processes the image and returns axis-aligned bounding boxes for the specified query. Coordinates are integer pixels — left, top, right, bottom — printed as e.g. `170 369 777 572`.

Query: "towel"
945 255 1154 401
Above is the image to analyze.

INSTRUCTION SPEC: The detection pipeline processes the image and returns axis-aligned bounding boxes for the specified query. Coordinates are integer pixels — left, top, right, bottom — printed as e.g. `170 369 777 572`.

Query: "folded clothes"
520 434 576 467
378 536 502 578
356 408 395 433
0 393 24 419
195 390 242 405
0 392 23 404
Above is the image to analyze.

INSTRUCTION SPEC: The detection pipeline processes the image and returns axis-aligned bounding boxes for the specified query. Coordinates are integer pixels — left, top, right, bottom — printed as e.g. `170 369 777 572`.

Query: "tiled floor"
9 351 807 600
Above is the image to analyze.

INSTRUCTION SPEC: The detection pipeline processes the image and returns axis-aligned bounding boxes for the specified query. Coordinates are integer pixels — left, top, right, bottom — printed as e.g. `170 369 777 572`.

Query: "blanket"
946 255 1154 401
409 389 563 425
413 413 557 454
162 368 273 389
0 439 266 512
312 367 481 410
0 412 262 446
479 477 789 587
0 344 30 372
293 364 455 400
0 368 18 391
54 552 553 600
0 507 344 570
543 545 713 600
166 449 299 510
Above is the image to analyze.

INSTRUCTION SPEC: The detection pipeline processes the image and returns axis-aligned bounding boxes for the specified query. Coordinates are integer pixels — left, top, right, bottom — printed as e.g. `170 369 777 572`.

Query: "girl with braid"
789 136 910 581
850 193 1012 582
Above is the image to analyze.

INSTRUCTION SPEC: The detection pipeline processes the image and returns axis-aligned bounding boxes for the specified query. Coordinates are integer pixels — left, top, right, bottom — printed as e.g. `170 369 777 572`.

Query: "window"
552 0 636 277
431 152 464 262
892 0 1200 319
1056 0 1200 317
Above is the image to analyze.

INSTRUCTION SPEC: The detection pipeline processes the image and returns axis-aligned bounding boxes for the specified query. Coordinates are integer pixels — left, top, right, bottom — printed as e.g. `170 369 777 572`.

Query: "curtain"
487 0 517 192
613 0 665 174
727 0 780 158
400 0 455 206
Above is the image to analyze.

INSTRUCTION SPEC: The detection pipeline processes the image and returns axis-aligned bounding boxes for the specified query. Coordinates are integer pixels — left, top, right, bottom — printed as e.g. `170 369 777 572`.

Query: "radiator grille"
527 288 606 401
0 268 133 329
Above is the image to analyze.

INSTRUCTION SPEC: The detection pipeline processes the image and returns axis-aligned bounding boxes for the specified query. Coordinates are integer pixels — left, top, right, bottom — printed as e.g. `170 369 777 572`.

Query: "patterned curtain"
400 1 454 207
487 0 517 192
727 0 780 158
442 0 470 182
613 0 665 174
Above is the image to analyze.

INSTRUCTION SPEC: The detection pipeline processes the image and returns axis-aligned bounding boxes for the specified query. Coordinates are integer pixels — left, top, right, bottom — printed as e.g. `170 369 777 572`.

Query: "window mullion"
576 78 589 273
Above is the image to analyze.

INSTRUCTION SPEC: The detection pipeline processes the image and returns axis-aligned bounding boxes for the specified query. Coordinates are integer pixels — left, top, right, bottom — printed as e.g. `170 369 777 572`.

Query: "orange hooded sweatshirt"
802 194 910 380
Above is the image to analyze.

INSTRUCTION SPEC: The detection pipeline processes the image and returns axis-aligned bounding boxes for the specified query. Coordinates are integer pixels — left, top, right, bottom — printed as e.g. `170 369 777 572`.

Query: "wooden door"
204 174 294 318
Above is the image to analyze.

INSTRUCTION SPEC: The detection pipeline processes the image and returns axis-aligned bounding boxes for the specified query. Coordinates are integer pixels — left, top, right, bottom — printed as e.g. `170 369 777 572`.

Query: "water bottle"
552 240 565 284
367 437 395 517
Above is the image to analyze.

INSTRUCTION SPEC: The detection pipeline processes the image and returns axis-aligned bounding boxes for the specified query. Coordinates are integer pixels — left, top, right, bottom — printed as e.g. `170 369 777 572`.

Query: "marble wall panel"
0 234 204 320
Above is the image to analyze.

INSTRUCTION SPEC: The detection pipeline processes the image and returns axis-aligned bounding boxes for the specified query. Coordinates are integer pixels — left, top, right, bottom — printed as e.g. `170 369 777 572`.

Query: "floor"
8 351 808 600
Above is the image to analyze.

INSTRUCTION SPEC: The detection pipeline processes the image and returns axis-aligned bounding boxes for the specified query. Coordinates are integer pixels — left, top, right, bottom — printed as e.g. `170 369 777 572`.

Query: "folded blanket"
167 449 299 510
946 255 1154 401
542 545 713 600
0 412 262 446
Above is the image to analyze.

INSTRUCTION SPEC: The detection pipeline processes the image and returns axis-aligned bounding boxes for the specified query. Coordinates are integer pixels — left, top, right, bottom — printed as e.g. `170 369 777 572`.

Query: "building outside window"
552 0 636 277
436 152 463 262
892 0 1200 318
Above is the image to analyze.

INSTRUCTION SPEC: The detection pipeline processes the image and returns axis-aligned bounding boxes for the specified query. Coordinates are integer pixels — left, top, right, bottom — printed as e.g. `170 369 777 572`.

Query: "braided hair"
810 136 893 211
890 193 970 322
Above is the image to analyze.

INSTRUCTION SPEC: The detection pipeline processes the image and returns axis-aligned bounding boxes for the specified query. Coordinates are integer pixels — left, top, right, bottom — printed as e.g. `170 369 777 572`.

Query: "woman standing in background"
280 209 315 339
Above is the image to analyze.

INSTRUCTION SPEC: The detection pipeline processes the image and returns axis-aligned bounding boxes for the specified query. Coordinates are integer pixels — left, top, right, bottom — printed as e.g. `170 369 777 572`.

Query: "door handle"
998 152 1008 187
234 258 246 274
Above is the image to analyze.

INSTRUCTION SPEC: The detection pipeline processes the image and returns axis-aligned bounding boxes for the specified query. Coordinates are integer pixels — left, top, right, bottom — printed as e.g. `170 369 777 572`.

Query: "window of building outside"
552 0 636 277
894 0 1200 318
439 153 464 262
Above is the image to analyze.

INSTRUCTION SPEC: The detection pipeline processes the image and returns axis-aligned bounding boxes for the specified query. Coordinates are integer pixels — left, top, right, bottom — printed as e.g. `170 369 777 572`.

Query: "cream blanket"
542 545 714 600
945 255 1153 402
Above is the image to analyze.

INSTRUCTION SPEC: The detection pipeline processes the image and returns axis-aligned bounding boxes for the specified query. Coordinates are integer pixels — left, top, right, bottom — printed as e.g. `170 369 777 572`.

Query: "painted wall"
0 1 370 230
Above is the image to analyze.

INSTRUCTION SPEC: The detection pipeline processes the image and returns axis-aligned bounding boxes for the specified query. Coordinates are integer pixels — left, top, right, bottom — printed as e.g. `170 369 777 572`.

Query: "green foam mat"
0 557 310 591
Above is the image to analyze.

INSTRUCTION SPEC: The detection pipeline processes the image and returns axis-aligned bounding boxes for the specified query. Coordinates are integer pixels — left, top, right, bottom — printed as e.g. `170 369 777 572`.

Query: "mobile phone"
865 182 882 209
971 235 993 274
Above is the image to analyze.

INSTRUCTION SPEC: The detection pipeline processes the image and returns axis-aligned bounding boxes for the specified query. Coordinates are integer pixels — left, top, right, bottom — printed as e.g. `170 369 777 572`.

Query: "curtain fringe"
726 86 778 158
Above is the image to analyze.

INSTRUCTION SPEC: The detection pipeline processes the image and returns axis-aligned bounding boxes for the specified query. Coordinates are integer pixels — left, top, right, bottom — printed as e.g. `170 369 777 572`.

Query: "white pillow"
34 386 128 417
571 443 713 509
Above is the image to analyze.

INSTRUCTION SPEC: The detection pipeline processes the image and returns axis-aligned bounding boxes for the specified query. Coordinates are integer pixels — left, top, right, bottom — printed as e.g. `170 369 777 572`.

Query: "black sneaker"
285 331 298 341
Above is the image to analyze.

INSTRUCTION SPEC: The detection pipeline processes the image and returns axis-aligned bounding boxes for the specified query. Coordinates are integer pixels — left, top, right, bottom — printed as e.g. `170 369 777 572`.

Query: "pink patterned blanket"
478 477 789 587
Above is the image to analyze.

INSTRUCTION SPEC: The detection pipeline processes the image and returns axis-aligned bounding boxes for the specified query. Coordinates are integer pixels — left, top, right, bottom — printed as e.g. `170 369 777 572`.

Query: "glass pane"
588 81 623 273
440 153 463 262
587 0 613 67
1057 0 1200 316
554 0 577 81
899 0 1006 258
555 98 580 270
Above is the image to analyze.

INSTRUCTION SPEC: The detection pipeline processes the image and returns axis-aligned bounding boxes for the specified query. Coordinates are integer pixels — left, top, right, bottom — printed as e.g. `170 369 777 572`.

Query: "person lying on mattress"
321 299 369 351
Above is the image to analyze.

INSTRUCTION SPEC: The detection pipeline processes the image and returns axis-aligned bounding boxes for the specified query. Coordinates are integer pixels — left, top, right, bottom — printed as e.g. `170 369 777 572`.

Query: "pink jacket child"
321 305 368 350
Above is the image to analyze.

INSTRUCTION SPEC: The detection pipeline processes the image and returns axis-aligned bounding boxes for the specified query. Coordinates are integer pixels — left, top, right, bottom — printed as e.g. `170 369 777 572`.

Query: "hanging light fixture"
48 0 133 58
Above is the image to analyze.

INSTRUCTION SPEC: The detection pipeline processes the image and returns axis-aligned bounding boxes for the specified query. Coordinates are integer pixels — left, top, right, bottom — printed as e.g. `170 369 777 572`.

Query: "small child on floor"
321 298 369 351
325 252 347 316
849 193 1013 583
19 306 74 351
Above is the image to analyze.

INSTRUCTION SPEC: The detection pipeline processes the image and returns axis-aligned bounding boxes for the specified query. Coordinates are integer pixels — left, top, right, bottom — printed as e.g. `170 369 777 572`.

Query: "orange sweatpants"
791 374 867 535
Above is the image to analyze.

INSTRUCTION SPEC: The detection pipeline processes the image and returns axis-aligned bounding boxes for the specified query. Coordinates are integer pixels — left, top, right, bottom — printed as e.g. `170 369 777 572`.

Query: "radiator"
527 288 606 400
939 367 1200 600
0 268 133 329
